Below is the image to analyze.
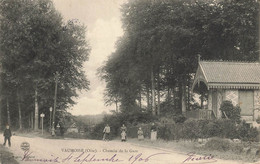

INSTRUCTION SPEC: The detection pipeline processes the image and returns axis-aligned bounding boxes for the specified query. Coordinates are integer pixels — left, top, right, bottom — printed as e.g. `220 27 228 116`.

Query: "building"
66 122 78 133
191 60 260 126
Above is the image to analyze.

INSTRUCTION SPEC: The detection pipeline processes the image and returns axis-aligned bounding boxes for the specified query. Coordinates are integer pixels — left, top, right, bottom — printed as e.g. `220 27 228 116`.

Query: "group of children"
103 123 156 141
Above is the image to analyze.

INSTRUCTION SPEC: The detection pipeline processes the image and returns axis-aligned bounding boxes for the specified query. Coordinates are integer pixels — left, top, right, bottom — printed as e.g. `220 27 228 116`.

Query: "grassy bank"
0 145 19 164
127 138 260 163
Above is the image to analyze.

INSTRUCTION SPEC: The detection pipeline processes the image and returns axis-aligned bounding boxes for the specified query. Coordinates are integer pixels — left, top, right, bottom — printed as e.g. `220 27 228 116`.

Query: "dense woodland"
0 0 90 130
99 0 260 122
0 0 259 131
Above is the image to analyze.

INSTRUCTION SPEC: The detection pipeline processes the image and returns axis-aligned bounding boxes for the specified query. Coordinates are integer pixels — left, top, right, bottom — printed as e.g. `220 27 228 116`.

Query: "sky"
52 0 125 115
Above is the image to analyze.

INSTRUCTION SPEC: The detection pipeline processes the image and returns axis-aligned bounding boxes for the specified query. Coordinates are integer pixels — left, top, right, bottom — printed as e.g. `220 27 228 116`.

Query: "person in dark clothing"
150 123 157 141
3 125 12 147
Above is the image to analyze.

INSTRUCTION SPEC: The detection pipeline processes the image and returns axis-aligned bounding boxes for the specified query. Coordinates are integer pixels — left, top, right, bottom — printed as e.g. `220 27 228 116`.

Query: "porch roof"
192 61 260 91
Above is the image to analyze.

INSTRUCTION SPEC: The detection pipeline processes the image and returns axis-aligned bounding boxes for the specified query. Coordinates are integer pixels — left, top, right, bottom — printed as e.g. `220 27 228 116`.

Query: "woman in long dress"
120 124 127 141
137 127 144 141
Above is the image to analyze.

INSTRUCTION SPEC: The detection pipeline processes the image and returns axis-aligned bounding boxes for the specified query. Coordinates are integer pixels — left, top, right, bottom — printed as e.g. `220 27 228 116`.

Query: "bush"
173 114 186 123
220 100 241 123
155 119 258 142
204 137 232 151
182 119 200 140
90 110 158 139
237 121 259 142
65 132 83 139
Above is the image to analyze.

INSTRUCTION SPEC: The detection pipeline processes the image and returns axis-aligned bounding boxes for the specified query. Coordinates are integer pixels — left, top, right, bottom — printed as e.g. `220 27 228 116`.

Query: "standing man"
3 124 12 147
103 124 110 141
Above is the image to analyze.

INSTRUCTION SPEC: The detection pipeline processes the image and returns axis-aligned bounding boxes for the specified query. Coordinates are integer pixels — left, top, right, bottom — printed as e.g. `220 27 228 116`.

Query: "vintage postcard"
0 0 259 164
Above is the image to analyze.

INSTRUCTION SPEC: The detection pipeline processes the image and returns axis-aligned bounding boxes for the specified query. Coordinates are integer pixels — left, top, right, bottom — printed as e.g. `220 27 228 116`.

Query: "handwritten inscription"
182 152 216 164
21 151 170 163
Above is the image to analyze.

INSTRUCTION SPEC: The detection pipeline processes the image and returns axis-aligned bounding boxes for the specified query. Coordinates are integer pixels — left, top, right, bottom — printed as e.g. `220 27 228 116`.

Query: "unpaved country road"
3 135 256 164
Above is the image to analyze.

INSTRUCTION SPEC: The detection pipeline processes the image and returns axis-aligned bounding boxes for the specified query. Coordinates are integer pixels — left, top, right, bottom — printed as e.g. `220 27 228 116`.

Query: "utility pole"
40 113 45 135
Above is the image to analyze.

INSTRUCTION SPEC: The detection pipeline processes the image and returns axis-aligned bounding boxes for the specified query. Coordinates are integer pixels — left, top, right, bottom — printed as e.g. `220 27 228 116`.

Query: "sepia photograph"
0 0 259 163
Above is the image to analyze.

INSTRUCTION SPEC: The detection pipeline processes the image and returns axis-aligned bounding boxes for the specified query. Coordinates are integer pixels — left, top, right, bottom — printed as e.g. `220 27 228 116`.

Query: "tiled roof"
200 61 260 84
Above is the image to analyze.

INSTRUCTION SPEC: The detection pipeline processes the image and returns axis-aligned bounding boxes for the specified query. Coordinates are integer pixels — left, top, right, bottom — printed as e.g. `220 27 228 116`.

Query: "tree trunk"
157 72 160 115
187 79 190 111
259 0 260 61
151 66 156 115
29 113 31 129
115 99 118 113
34 86 39 130
17 89 22 130
200 92 204 109
167 87 171 101
181 85 186 116
173 86 176 111
6 97 10 126
0 98 2 130
139 89 142 108
31 112 34 129
146 85 150 110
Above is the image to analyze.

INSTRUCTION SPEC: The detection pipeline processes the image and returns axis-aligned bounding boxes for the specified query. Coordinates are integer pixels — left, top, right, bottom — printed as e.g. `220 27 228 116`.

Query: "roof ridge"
200 60 259 64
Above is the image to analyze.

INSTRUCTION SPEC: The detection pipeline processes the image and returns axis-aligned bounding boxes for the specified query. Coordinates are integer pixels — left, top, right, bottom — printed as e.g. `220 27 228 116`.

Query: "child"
3 124 12 147
103 124 110 141
137 127 144 141
120 124 127 141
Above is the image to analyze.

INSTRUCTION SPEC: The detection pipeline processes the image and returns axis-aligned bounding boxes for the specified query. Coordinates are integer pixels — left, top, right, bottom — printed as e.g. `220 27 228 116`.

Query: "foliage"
100 0 259 116
0 0 90 129
150 119 258 142
173 114 186 124
90 109 157 139
204 137 233 152
237 121 259 142
220 100 241 123
256 117 260 124
64 132 84 139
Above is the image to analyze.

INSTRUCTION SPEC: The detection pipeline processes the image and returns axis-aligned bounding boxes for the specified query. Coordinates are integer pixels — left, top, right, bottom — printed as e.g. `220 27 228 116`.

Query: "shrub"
237 121 259 142
205 121 221 137
90 110 158 139
157 119 258 142
204 137 232 151
173 114 186 123
220 100 241 123
182 119 200 140
157 125 172 140
65 132 82 138
256 117 260 124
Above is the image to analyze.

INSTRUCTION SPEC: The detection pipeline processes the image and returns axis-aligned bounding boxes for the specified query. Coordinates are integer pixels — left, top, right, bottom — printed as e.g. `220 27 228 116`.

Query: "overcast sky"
52 0 125 115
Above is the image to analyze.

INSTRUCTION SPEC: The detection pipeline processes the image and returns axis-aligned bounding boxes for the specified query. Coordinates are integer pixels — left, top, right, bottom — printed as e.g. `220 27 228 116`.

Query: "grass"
126 137 260 163
0 145 19 164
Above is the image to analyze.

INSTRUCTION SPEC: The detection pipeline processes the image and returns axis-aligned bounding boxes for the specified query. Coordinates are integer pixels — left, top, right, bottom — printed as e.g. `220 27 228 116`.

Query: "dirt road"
3 135 255 164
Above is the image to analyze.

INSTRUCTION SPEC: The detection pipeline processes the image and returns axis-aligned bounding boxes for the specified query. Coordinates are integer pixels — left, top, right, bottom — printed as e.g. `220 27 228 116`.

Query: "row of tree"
99 0 259 117
0 0 90 130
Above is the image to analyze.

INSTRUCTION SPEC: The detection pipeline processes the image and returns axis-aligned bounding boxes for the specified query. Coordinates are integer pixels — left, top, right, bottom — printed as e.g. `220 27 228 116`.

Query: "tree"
0 0 90 130
101 0 259 118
